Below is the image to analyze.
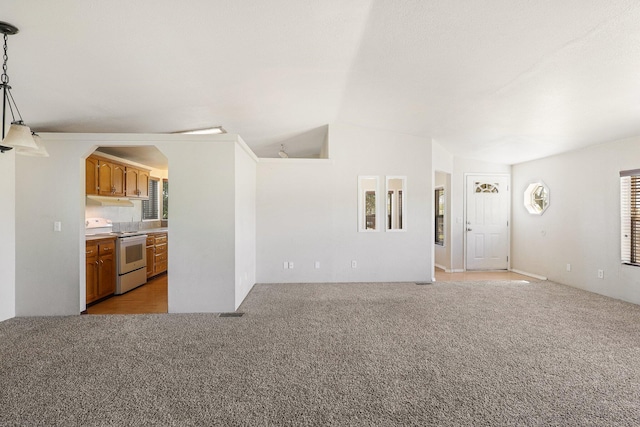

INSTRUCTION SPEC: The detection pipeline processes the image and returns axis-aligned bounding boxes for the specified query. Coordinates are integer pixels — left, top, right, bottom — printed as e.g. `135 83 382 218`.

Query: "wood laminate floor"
87 273 168 315
434 268 540 282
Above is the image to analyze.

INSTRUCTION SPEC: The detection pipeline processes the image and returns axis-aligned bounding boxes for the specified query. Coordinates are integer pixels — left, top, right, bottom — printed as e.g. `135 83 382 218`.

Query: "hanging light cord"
1 32 8 84
2 33 23 124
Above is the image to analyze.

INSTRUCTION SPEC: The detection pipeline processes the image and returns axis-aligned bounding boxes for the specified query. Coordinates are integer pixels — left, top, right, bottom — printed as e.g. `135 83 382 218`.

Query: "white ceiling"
3 0 640 164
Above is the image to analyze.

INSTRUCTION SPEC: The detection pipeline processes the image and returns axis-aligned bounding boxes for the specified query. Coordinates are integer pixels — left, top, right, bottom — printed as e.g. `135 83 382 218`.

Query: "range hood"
86 195 134 207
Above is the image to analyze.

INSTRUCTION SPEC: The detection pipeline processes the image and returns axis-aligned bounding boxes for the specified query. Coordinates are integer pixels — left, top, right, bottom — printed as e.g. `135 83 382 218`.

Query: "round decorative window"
524 181 549 215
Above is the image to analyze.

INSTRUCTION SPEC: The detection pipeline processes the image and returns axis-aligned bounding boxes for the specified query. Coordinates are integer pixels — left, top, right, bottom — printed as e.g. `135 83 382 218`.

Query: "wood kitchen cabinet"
85 156 100 195
146 232 168 278
85 154 151 199
146 235 155 278
86 243 99 303
86 238 116 304
125 167 150 199
96 158 126 197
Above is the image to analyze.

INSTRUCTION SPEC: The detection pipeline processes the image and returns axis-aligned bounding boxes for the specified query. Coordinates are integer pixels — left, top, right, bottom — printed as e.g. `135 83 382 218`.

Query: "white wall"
451 157 511 271
234 140 257 310
256 123 432 283
512 136 640 304
14 133 251 316
15 141 85 316
158 139 237 313
0 149 15 321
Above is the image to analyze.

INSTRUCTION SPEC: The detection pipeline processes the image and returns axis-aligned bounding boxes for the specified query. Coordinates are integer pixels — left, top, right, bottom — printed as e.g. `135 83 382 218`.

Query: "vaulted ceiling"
3 1 640 164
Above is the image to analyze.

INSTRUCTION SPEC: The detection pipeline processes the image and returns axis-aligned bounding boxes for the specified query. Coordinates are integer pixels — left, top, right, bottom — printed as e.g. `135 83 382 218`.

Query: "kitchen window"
162 179 169 219
142 178 160 220
435 187 445 246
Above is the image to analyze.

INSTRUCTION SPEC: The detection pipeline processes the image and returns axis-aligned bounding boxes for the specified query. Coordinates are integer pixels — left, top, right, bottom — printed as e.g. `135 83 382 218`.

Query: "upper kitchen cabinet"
98 159 125 197
86 156 100 195
85 154 151 199
125 167 150 199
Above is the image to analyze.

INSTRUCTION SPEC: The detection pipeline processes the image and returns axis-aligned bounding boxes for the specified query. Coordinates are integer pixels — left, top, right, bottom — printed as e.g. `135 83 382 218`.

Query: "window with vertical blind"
620 169 640 265
142 178 159 220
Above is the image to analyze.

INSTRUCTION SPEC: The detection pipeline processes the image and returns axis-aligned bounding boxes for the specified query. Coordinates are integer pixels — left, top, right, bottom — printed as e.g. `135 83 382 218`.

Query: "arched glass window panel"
475 182 499 193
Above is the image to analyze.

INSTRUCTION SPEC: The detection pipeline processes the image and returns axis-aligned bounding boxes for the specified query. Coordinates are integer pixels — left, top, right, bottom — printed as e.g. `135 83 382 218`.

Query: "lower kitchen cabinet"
146 232 168 278
86 238 116 304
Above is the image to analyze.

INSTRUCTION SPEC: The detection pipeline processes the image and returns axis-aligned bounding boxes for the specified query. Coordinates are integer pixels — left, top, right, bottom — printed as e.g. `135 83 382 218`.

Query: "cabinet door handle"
95 260 99 266
86 250 94 254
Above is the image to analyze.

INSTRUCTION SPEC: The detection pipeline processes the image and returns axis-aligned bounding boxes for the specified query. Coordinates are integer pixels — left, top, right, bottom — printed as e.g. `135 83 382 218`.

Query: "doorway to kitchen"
84 145 169 314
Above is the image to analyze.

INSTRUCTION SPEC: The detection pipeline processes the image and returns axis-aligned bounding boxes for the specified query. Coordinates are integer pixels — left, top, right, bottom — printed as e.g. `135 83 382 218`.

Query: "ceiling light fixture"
177 126 226 135
0 21 45 155
278 144 289 158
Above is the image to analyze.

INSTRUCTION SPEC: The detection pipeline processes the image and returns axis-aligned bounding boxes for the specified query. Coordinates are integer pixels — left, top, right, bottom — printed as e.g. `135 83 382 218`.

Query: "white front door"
465 175 510 270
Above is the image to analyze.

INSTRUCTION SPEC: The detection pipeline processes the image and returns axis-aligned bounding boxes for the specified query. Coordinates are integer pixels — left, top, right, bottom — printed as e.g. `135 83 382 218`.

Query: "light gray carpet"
2 280 640 426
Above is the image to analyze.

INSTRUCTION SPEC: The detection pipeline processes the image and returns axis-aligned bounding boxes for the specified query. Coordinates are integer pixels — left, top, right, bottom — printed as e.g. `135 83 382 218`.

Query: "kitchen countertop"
85 228 168 241
85 234 117 242
142 228 169 234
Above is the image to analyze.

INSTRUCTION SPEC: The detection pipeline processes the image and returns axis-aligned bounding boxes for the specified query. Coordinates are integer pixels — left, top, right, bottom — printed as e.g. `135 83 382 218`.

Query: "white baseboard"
435 264 465 273
510 269 547 281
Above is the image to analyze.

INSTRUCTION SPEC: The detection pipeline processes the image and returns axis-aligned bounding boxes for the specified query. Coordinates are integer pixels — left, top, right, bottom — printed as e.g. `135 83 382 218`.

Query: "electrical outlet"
315 261 320 269
54 221 62 232
289 262 294 269
597 269 604 279
566 264 571 272
283 262 289 269
351 260 357 268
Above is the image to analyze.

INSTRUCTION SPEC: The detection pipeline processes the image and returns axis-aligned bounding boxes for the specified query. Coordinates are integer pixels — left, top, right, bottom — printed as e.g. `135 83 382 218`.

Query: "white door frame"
463 173 511 271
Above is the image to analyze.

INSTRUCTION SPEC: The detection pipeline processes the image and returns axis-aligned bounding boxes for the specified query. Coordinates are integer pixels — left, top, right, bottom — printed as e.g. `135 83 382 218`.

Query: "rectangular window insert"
142 178 159 220
365 191 376 230
162 179 169 220
435 188 445 246
620 169 640 265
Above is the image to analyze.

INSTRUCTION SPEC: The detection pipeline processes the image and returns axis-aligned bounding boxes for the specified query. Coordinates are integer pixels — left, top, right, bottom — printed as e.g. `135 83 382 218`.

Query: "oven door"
118 235 147 274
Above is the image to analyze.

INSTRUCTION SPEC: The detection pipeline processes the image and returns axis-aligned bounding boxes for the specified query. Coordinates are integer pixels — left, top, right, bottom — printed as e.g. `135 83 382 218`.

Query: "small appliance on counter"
85 217 148 294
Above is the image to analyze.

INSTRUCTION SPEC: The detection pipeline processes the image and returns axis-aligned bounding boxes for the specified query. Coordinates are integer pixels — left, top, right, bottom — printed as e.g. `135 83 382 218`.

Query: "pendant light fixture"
0 21 45 155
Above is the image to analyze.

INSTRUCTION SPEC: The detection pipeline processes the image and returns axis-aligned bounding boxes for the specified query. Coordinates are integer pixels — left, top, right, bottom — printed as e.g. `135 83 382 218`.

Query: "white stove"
86 218 148 294
85 217 114 235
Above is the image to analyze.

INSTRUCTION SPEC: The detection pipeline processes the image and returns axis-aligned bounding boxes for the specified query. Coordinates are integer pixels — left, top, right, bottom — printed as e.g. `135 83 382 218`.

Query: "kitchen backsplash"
111 220 162 232
85 201 143 223
86 201 163 231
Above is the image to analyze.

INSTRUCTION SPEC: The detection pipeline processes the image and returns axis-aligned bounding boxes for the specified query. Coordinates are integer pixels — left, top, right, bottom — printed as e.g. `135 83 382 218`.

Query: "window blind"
142 178 159 220
620 171 640 265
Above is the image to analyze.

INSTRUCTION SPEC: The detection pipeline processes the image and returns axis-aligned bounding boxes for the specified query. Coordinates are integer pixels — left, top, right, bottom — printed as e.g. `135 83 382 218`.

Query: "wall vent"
219 312 245 317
